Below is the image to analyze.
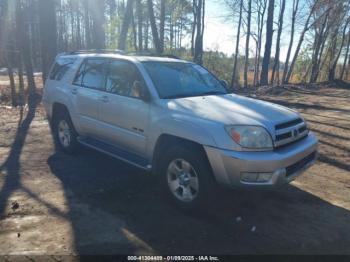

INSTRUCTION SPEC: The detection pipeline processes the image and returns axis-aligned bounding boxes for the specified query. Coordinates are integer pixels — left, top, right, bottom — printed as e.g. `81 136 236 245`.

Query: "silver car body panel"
42 53 318 188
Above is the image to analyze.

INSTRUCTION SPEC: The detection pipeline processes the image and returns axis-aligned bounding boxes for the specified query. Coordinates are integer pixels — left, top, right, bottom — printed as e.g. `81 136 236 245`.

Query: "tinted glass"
49 57 77 81
73 62 85 86
142 62 227 99
74 58 108 90
106 60 143 98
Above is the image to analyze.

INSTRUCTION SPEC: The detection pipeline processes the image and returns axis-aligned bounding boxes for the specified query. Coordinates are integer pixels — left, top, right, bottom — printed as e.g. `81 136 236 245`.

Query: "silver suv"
42 51 318 209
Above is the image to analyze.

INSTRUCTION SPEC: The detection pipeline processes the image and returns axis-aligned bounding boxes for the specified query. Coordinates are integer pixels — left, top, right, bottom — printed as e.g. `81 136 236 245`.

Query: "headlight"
225 125 273 150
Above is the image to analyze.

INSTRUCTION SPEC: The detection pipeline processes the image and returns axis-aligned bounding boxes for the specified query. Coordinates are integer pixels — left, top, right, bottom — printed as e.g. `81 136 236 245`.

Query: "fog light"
257 173 273 182
241 172 258 182
241 172 273 183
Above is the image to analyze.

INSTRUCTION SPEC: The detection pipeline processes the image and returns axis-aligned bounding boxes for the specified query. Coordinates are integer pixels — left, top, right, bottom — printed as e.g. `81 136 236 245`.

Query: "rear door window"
73 58 109 91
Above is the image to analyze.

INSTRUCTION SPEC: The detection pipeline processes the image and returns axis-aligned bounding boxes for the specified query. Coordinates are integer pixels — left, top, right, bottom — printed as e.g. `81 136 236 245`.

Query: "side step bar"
78 137 152 171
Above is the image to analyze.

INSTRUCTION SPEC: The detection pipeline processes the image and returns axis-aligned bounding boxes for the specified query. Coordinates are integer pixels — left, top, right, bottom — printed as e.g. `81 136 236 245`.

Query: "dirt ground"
0 84 349 255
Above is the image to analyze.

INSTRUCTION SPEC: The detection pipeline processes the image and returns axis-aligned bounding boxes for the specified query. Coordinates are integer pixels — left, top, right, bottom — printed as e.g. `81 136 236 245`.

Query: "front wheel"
160 145 216 210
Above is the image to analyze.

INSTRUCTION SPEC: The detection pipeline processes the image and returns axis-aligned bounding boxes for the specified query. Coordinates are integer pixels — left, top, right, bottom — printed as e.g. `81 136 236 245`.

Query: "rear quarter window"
49 57 77 81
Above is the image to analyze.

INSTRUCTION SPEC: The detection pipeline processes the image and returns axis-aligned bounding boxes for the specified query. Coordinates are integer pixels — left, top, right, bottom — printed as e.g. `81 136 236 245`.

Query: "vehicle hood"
166 94 299 131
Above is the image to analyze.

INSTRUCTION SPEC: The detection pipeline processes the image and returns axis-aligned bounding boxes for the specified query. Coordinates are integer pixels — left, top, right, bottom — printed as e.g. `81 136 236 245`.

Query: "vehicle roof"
57 52 190 64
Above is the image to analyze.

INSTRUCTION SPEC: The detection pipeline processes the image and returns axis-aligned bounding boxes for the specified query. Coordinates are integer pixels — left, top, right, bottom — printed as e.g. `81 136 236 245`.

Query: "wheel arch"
151 134 215 180
52 102 70 117
51 102 78 132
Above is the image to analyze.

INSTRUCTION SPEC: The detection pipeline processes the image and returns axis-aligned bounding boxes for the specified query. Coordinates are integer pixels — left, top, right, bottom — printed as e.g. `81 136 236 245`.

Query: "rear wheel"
160 145 215 210
53 110 79 154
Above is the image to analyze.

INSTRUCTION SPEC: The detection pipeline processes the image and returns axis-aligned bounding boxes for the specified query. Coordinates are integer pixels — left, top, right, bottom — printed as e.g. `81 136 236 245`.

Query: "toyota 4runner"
42 50 318 209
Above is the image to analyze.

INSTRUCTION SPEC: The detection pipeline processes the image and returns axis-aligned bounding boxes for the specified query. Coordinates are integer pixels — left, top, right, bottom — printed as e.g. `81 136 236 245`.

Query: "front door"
98 59 150 155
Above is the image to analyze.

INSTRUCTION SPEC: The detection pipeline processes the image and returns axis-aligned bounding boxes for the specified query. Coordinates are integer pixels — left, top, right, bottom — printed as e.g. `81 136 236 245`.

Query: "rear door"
72 58 109 137
98 59 150 155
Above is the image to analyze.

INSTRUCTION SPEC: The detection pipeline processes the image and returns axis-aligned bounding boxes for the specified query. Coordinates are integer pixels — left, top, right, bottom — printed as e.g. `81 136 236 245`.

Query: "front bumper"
204 132 318 187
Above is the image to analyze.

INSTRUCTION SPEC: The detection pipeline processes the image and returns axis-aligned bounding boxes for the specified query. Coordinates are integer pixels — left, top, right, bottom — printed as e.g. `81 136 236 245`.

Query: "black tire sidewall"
160 145 214 210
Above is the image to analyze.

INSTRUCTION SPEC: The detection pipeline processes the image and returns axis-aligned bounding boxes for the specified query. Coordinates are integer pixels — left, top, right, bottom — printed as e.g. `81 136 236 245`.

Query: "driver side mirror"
132 81 151 102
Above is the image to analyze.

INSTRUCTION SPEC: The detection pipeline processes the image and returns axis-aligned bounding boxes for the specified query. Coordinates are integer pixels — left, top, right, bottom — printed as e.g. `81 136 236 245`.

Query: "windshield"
142 61 228 99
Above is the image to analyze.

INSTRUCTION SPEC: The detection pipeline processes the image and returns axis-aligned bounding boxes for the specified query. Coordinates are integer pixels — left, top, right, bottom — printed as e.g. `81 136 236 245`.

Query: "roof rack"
128 51 181 60
60 49 181 59
67 49 127 55
161 54 181 59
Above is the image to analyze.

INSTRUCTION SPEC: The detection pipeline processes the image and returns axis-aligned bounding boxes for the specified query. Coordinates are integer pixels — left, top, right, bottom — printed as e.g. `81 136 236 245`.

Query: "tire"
159 144 216 210
53 110 79 154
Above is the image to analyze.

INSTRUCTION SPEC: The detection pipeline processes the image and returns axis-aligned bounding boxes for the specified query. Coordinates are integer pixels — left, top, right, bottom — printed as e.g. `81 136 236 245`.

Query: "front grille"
274 118 309 148
276 132 292 141
275 118 303 130
275 134 308 149
286 152 317 177
299 125 307 133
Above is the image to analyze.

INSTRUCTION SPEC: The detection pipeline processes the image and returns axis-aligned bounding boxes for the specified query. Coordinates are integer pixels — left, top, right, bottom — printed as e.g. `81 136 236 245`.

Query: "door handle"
71 88 78 95
100 95 109 103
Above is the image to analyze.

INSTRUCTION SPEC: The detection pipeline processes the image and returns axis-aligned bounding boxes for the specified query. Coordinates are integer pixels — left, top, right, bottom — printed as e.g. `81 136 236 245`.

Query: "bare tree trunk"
9 0 25 106
136 0 143 51
329 19 350 81
77 5 82 49
285 1 319 83
194 0 204 65
131 9 137 50
38 0 57 83
91 0 106 49
309 13 329 83
63 5 69 50
346 52 350 80
201 0 205 48
314 24 330 82
244 0 252 88
0 1 17 106
231 0 243 88
6 53 17 107
282 0 299 84
16 0 36 106
108 0 117 46
302 62 312 83
160 0 165 52
0 0 7 51
260 0 274 86
174 22 177 49
180 19 182 48
84 0 91 49
253 0 267 86
318 44 332 80
17 53 25 106
28 0 40 68
147 0 162 54
270 0 286 85
70 2 76 49
340 28 350 80
118 0 135 50
191 0 197 56
170 14 174 50
145 15 149 50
